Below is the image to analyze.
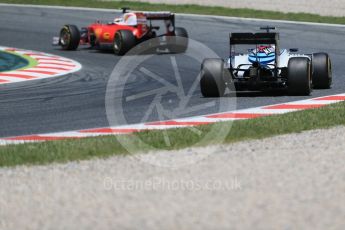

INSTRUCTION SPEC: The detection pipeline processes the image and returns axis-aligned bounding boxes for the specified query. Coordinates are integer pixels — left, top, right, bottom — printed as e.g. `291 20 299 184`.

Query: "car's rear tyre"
113 30 136 56
168 27 189 53
60 25 80 50
312 53 332 89
200 58 226 97
287 57 312 96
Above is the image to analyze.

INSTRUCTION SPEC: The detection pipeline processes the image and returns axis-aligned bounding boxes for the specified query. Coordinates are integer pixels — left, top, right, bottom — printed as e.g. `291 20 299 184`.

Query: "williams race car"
53 8 188 55
200 27 332 96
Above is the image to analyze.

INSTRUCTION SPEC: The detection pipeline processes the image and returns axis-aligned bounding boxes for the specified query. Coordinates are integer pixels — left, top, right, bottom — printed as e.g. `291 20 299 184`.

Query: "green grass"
1 101 345 167
1 0 345 24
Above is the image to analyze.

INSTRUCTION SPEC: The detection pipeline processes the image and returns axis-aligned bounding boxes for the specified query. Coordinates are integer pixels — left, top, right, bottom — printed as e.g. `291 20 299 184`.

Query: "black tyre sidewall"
312 53 332 89
113 30 136 56
200 59 226 97
60 25 80 50
287 57 311 96
175 27 188 38
169 27 189 53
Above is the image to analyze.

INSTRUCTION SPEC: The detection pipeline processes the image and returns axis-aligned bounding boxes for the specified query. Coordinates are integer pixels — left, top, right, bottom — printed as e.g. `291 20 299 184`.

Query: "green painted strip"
0 50 39 72
0 51 26 72
3 50 39 70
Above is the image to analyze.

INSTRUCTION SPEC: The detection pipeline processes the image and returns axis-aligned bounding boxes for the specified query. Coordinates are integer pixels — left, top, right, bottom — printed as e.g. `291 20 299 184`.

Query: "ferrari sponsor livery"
53 8 189 55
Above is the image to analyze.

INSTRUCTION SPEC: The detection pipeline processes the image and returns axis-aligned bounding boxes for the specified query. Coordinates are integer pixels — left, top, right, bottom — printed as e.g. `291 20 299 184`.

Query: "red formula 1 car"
53 8 189 55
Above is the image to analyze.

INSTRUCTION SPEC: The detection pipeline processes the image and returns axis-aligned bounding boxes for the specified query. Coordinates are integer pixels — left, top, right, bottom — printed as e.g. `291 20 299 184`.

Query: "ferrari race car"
200 27 332 96
53 8 189 55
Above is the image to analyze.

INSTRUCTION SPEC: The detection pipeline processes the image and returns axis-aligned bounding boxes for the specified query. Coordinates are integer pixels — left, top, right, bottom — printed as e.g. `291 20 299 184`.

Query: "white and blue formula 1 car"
200 27 332 96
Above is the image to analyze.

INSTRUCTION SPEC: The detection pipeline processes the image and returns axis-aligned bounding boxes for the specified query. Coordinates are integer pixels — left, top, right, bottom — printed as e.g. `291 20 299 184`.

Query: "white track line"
1 93 344 145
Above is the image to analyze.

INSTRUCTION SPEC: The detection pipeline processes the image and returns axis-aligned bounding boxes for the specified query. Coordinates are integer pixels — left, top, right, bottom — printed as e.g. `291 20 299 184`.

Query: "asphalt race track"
0 5 345 138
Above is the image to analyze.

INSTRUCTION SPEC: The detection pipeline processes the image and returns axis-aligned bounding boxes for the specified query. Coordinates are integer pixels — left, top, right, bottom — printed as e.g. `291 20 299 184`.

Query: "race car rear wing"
121 6 175 21
229 32 281 70
230 32 279 45
143 12 175 21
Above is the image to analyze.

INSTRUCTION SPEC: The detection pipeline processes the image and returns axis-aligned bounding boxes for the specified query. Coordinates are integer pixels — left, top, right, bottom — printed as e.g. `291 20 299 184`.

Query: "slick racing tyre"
200 58 226 97
287 57 312 96
168 27 189 53
312 53 332 89
60 25 80 50
113 30 136 56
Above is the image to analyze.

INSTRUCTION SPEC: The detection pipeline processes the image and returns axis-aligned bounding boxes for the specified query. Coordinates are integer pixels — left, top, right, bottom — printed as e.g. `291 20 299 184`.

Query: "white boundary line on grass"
1 93 345 145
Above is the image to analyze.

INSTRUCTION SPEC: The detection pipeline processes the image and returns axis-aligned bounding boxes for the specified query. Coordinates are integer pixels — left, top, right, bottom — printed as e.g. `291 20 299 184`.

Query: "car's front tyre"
60 25 80 50
312 53 332 89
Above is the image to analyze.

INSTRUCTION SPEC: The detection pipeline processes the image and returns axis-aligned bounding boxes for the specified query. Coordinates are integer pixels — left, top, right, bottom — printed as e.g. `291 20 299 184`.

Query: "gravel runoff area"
123 0 345 17
1 126 345 230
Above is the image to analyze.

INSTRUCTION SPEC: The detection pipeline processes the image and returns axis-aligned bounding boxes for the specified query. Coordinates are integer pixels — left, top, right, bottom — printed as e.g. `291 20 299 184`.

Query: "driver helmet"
254 45 275 55
114 13 137 26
